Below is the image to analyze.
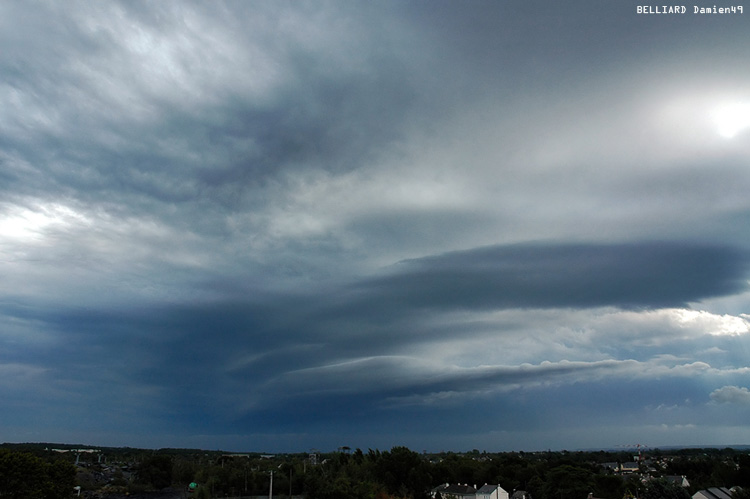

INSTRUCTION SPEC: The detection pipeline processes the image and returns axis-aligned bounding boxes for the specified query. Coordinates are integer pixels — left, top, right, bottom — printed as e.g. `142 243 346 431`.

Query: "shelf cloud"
1 0 750 452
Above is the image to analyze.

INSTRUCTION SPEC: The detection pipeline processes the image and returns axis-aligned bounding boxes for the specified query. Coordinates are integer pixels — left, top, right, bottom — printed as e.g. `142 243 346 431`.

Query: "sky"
1 0 750 454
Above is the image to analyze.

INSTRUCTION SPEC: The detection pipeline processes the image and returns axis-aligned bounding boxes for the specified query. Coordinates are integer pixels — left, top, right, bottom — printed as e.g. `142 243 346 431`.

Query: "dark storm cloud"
191 69 416 191
0 0 420 215
3 0 750 451
224 358 640 432
359 242 749 311
14 239 739 394
31 239 736 432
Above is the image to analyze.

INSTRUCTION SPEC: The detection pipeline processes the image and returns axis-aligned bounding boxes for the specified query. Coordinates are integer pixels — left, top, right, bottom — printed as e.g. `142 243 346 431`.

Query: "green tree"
44 458 77 498
528 475 546 499
173 457 197 485
0 449 75 499
135 454 173 489
542 465 596 499
736 455 750 488
194 484 211 499
641 479 691 499
592 473 625 499
376 446 432 498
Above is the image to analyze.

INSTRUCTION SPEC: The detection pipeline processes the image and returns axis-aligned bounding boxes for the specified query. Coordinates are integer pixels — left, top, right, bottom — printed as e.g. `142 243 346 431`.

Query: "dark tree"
736 455 750 488
641 478 691 499
377 446 432 498
542 465 596 499
135 454 174 489
593 473 625 499
0 449 76 499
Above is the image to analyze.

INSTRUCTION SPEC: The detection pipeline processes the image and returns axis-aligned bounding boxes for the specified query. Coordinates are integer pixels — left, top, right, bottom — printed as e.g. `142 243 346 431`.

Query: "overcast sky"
2 0 750 453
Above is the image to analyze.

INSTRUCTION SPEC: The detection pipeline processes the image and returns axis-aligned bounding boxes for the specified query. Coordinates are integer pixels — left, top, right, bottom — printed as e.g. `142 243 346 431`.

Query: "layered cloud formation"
1 0 750 451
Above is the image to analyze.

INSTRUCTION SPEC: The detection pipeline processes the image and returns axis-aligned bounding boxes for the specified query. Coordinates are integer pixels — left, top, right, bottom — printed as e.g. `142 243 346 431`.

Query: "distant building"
432 483 508 499
692 488 734 499
600 462 620 472
664 475 690 488
218 454 250 465
49 448 100 454
432 483 476 498
620 462 639 473
476 484 509 499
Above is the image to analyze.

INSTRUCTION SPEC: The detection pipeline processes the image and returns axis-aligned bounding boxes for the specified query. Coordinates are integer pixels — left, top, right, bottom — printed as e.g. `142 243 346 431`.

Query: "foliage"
0 449 76 499
541 465 597 499
736 455 750 488
134 453 173 489
377 446 432 498
2 443 749 499
641 478 691 499
592 473 627 499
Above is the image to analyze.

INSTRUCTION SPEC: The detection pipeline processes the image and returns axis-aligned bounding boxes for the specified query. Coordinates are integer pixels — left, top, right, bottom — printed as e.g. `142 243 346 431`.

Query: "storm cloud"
362 242 749 311
2 0 750 452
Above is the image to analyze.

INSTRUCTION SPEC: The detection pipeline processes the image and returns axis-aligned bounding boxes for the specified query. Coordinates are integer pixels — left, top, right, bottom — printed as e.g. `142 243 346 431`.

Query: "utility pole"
269 470 273 499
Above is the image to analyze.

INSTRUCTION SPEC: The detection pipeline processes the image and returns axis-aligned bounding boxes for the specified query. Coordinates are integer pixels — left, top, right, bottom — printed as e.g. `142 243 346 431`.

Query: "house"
432 483 508 499
692 488 734 499
432 483 476 498
664 475 690 488
600 462 620 473
620 462 640 473
511 490 532 499
476 484 509 499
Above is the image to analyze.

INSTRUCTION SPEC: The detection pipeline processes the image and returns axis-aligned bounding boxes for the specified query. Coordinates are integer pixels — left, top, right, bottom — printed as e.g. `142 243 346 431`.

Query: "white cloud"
587 308 750 348
673 309 750 336
0 202 89 243
710 385 750 405
0 198 221 306
411 307 749 375
262 354 729 412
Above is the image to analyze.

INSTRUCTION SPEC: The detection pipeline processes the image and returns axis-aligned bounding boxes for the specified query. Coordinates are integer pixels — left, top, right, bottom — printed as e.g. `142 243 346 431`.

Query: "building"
600 462 620 472
432 483 476 498
476 484 509 499
664 475 690 488
620 462 640 473
431 483 508 499
692 488 734 499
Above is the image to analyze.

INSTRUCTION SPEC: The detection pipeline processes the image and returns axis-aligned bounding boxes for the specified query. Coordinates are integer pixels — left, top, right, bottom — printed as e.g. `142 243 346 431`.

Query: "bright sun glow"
713 102 750 138
0 204 85 242
0 209 55 240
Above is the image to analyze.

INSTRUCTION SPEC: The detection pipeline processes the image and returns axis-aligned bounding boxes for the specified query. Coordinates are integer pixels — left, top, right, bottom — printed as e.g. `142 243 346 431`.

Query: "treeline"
299 447 750 499
3 443 750 499
134 446 750 499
